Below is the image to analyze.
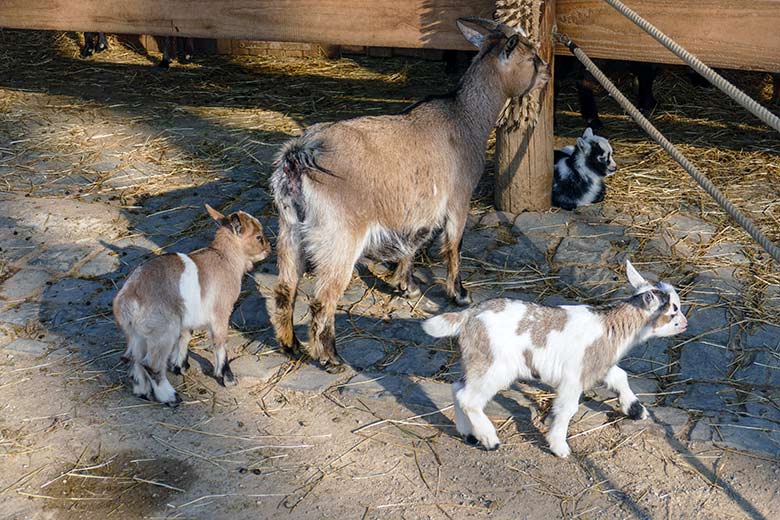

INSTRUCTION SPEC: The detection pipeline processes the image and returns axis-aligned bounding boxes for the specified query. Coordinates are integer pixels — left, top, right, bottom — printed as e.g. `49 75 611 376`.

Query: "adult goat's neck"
455 58 509 146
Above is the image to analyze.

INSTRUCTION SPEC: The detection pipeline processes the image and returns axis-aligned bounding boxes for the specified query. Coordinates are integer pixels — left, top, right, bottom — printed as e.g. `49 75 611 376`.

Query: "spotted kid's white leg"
546 384 582 458
452 380 474 439
456 381 501 450
603 365 647 420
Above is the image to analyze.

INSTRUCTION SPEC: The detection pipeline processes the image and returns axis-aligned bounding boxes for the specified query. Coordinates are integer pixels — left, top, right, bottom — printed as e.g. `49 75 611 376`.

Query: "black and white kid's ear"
576 137 587 151
626 259 650 290
582 127 594 139
457 19 490 49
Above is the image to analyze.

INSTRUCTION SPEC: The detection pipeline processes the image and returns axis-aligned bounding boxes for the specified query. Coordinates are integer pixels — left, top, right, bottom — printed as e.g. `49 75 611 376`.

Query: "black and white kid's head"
626 259 687 337
576 127 617 178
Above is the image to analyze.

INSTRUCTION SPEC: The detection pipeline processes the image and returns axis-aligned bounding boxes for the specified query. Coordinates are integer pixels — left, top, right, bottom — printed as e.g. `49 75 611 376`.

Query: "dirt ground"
1 31 780 519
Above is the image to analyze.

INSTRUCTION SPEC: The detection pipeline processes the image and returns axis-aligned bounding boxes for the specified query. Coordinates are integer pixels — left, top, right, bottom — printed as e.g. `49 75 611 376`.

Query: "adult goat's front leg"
390 255 420 299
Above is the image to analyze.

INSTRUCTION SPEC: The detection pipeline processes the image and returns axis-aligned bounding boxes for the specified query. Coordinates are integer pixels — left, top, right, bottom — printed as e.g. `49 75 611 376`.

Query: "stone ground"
1 31 780 519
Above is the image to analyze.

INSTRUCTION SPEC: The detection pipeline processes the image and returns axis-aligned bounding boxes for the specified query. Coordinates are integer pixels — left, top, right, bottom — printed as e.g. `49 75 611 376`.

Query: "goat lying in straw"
113 205 270 405
269 18 550 369
422 260 688 457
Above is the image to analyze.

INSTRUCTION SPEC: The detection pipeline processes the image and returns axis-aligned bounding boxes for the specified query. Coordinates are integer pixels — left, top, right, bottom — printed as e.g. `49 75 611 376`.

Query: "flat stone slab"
553 237 614 265
278 362 354 394
735 347 780 388
678 342 733 382
27 244 93 273
0 269 52 301
671 383 736 412
0 302 42 326
383 346 450 377
3 338 50 355
79 249 121 278
230 353 287 382
339 338 387 370
338 372 410 401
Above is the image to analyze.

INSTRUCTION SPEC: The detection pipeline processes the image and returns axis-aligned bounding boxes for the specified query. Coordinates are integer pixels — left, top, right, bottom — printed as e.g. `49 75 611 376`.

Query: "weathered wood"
0 0 494 51
495 0 555 213
0 0 778 71
556 0 780 72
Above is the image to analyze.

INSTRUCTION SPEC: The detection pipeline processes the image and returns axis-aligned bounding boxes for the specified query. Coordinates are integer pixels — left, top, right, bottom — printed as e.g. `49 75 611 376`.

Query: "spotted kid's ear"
642 291 657 307
626 259 651 290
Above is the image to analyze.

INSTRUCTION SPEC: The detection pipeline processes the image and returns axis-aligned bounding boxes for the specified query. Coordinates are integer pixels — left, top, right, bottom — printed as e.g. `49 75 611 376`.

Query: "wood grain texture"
0 1 776 69
495 0 555 212
0 0 494 51
0 0 780 68
556 0 780 72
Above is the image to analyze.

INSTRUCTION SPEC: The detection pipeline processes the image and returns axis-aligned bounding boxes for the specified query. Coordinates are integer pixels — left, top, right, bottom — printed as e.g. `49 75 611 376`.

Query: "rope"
601 0 780 134
560 38 780 265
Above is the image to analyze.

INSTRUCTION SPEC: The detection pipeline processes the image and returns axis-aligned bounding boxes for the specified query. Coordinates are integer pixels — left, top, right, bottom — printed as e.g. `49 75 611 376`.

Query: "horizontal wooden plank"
556 0 780 72
0 1 778 71
0 0 494 51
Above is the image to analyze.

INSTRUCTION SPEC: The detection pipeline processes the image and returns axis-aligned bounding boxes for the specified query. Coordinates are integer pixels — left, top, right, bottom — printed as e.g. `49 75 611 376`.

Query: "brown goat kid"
269 18 550 369
113 205 270 405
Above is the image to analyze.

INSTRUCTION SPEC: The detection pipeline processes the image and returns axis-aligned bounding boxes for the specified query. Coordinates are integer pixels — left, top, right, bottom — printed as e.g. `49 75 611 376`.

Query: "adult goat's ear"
456 18 490 49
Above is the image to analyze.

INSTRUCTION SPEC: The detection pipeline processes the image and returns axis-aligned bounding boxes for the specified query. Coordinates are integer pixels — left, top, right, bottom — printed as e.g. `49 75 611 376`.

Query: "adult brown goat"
269 18 550 370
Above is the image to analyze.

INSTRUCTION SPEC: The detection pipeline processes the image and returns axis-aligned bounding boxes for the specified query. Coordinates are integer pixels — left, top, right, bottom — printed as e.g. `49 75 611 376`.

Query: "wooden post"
495 0 555 213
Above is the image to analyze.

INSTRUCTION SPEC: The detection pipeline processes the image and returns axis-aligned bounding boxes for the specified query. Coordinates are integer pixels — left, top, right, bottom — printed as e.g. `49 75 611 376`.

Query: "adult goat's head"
456 17 550 98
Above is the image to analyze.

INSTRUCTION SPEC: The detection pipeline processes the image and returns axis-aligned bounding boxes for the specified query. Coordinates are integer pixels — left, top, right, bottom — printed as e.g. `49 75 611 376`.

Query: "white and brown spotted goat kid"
422 260 687 457
113 205 270 406
270 18 550 369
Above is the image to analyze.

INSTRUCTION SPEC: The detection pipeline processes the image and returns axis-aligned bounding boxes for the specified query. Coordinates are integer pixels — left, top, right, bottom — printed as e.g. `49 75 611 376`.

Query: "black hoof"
80 49 93 58
403 285 422 300
95 43 108 53
158 60 171 69
320 355 345 374
220 363 237 387
165 393 181 408
465 434 479 446
627 400 645 420
453 292 472 307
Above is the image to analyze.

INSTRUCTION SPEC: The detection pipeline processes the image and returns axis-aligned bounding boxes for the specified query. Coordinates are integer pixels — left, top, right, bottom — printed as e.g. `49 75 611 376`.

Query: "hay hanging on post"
495 0 543 131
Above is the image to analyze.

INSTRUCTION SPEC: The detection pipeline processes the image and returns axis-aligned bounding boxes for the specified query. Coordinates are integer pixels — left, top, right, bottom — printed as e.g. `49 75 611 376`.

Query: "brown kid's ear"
205 204 225 223
229 213 243 235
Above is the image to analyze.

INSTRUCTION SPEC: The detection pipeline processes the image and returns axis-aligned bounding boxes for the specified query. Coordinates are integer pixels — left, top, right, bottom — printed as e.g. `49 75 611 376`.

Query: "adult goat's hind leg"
270 217 305 356
442 215 471 306
308 234 360 371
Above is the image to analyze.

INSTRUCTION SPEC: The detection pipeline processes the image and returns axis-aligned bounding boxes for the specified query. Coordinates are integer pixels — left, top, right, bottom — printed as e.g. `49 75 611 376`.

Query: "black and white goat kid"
552 127 616 210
